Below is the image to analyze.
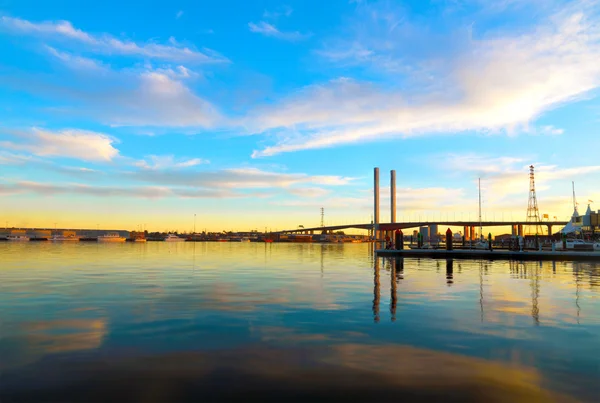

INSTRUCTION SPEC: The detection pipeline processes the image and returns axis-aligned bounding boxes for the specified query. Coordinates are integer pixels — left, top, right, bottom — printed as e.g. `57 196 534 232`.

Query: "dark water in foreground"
0 242 599 402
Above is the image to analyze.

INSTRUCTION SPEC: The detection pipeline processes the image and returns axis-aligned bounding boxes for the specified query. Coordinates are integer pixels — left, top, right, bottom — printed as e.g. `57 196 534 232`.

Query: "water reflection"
0 343 576 403
373 257 380 323
446 259 454 286
0 243 599 402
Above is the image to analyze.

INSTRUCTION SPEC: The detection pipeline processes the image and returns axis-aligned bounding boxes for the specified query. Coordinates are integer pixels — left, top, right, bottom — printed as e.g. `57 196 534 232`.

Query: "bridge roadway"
279 221 568 234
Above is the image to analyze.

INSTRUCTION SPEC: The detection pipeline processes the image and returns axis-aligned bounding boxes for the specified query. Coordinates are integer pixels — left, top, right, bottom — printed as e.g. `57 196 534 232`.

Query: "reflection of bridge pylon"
373 257 380 323
390 259 398 321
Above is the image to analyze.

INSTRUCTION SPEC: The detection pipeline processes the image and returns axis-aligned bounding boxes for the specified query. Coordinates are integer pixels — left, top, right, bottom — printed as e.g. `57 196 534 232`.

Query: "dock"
376 248 600 261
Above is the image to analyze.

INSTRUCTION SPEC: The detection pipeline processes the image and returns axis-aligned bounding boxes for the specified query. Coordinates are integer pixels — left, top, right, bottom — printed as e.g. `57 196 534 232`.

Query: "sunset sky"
1 0 599 232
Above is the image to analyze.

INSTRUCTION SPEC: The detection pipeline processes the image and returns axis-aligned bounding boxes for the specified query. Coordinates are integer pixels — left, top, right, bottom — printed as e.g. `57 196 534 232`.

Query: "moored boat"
164 234 185 242
49 234 80 242
7 235 30 242
97 232 126 243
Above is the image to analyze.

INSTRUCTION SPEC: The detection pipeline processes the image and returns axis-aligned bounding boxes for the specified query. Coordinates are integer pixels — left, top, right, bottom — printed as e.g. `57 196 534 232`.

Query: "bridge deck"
281 221 568 233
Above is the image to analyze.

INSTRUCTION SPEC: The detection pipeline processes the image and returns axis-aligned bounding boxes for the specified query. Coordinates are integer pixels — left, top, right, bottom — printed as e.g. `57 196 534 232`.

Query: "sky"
1 0 599 233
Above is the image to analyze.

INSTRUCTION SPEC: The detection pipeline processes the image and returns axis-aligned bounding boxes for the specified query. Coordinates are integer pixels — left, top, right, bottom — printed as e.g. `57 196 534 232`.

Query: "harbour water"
1 242 599 402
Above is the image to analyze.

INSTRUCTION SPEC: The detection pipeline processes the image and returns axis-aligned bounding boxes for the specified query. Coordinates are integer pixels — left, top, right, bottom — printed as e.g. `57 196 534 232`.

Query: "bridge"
279 166 569 239
279 220 568 237
278 168 568 240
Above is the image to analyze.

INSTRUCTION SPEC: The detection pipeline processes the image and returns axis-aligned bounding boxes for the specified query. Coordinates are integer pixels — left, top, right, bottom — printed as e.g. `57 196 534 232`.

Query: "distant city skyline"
1 0 599 231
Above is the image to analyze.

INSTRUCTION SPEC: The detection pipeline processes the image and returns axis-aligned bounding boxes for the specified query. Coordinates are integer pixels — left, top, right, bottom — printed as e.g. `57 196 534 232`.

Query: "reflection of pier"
372 257 595 326
446 259 453 286
377 249 600 262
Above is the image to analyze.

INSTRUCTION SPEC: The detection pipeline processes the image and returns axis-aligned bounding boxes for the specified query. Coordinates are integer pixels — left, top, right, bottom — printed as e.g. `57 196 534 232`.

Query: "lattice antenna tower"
320 207 324 227
526 165 543 235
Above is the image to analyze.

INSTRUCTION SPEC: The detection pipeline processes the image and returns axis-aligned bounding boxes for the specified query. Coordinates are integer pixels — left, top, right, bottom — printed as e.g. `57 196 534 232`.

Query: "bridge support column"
518 224 523 237
463 226 468 240
547 225 552 237
470 226 475 241
390 170 396 223
511 225 517 236
374 167 380 244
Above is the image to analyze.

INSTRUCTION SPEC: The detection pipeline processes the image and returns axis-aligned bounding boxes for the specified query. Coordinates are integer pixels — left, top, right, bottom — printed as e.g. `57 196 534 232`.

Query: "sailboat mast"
572 181 577 213
478 178 482 241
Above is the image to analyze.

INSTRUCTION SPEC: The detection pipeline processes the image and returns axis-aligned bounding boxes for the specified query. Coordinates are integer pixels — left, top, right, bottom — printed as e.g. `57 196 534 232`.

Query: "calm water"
0 242 599 402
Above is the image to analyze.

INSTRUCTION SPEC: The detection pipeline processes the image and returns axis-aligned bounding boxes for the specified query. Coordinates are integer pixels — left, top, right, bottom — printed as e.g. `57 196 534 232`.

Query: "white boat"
7 235 30 242
240 237 251 243
556 239 600 251
49 234 80 242
164 234 185 242
473 240 490 250
97 232 126 243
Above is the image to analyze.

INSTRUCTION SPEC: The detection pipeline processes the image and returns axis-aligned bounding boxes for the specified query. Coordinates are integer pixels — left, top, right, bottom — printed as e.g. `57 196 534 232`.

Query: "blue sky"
1 0 599 232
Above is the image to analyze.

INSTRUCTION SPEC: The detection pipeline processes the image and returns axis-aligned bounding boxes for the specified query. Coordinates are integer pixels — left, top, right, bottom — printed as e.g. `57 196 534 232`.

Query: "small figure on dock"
518 235 524 252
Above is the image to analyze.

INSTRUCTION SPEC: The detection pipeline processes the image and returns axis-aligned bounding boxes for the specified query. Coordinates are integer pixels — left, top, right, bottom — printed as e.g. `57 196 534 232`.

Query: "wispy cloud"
1 128 119 162
248 2 600 156
126 167 354 189
287 187 331 198
248 21 310 41
263 6 293 19
134 155 209 170
0 16 228 63
0 151 34 165
0 164 354 201
0 180 250 199
176 10 184 19
45 46 107 71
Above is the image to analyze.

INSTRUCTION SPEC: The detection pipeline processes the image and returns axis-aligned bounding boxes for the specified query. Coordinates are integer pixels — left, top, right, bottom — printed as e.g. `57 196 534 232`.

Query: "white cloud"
0 16 227 63
248 21 310 41
534 125 564 136
37 52 220 127
135 155 209 170
1 128 119 162
176 10 184 19
248 2 600 156
104 71 219 127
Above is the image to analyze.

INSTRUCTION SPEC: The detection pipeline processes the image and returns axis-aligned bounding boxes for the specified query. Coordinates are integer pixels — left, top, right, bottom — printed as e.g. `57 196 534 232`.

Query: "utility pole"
478 178 482 241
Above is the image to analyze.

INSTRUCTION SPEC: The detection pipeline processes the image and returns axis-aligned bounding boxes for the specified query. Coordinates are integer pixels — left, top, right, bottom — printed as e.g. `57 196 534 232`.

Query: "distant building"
582 205 599 235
